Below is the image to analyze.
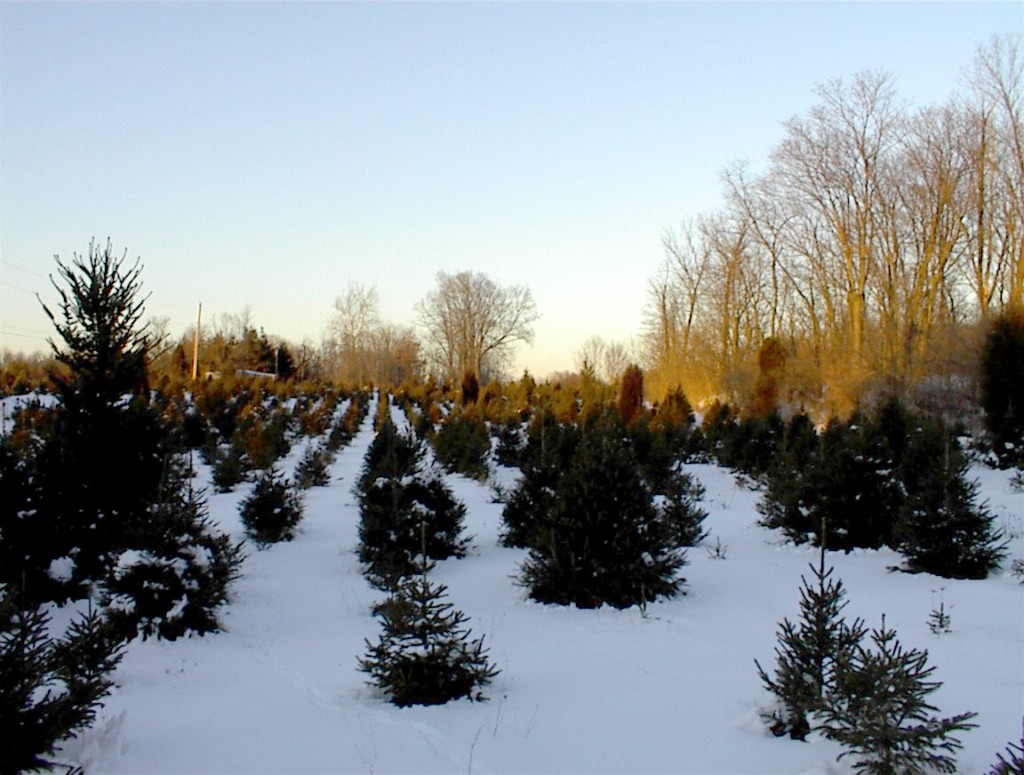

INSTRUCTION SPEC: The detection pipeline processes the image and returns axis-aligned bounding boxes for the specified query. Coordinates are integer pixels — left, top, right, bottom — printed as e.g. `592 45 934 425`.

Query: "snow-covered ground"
58 396 1023 774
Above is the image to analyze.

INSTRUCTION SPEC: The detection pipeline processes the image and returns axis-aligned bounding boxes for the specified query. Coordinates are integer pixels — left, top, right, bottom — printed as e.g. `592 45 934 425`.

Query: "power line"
0 323 48 335
0 280 60 305
0 330 47 340
0 260 50 280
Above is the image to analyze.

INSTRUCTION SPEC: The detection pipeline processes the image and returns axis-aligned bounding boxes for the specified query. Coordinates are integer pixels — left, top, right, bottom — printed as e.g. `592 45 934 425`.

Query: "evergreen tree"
359 572 499 706
758 413 821 543
358 413 469 586
894 424 1006 579
656 468 708 548
761 417 902 551
358 416 423 492
0 436 57 603
820 618 977 774
295 440 332 489
701 401 737 464
239 467 304 546
727 412 785 481
358 472 468 588
31 241 168 596
104 456 244 640
519 409 581 473
493 416 527 468
981 306 1024 466
749 337 787 417
431 411 491 480
872 396 913 470
988 720 1024 775
499 457 560 548
812 417 903 550
519 428 684 609
326 395 364 452
209 440 249 493
460 371 480 405
499 412 582 549
755 545 866 740
655 385 693 428
781 412 821 471
0 588 123 773
647 385 695 475
617 364 645 425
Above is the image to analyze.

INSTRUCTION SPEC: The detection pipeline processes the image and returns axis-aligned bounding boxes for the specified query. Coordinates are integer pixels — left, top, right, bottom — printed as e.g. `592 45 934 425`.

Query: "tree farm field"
22 392 1019 775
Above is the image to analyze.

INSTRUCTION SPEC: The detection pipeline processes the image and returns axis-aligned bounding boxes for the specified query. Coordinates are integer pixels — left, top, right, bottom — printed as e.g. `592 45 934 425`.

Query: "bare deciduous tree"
327 284 382 386
324 284 421 387
575 336 633 385
417 271 538 383
642 48 1023 413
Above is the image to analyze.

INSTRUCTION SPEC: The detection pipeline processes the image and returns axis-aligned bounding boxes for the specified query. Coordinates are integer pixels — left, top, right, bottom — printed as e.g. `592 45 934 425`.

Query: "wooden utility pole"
191 303 202 381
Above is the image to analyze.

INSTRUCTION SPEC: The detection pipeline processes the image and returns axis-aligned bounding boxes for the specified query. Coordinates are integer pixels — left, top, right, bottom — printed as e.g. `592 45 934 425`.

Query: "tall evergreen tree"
30 241 167 597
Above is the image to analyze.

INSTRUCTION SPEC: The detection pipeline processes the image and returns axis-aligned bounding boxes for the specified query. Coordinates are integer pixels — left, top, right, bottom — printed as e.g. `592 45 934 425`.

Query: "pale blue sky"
2 2 1021 378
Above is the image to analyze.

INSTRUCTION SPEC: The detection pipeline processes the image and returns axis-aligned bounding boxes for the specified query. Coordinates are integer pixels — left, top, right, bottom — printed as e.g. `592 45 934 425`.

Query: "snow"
56 396 1024 774
1 391 59 434
46 556 76 583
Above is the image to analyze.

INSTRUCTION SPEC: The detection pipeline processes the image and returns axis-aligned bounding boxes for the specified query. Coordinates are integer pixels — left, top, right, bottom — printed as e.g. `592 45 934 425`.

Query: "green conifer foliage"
431 412 491 480
493 417 527 468
325 393 367 452
821 619 977 774
0 437 57 603
755 547 866 740
31 241 168 596
895 424 1005 579
295 441 332 489
358 475 468 588
104 457 244 640
981 307 1024 466
0 590 123 773
519 429 684 609
499 458 560 549
358 416 422 492
520 409 581 473
656 469 708 548
239 467 304 547
359 573 499 706
209 441 249 492
760 417 902 551
988 721 1024 775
